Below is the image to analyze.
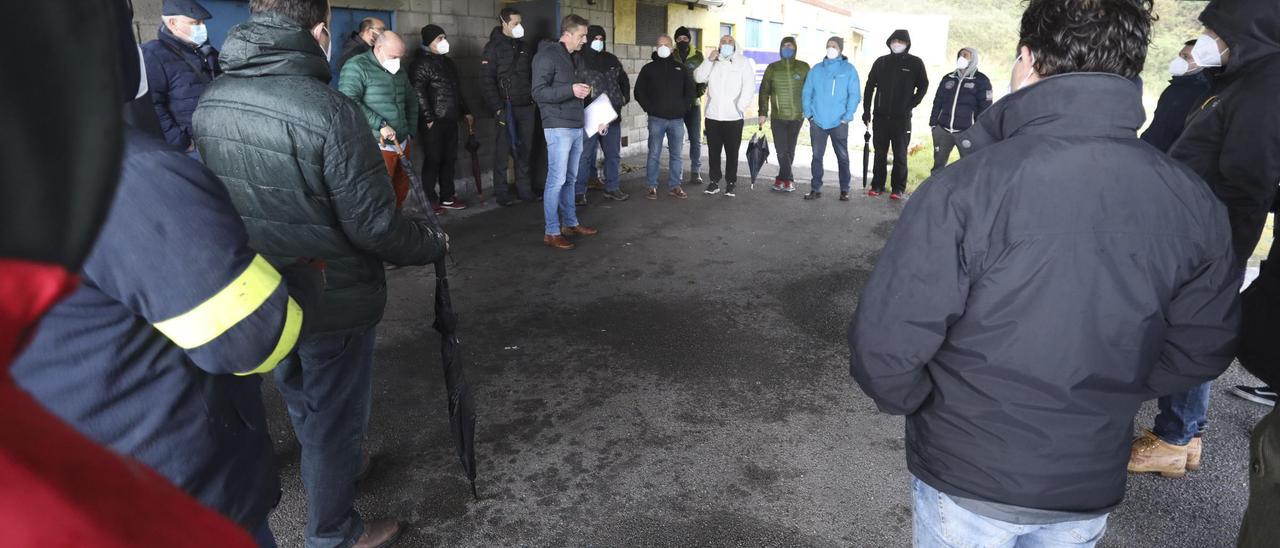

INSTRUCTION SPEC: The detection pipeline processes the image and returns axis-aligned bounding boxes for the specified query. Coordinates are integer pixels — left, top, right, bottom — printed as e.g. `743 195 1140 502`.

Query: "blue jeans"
912 477 1110 548
1153 382 1211 445
1151 266 1245 445
684 102 702 174
252 520 279 548
810 122 851 193
646 117 686 190
543 128 582 235
576 119 622 194
273 329 377 548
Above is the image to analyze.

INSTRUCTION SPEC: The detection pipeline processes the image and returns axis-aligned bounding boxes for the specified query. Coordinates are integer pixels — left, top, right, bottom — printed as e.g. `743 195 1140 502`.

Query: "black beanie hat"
421 24 445 46
675 26 691 41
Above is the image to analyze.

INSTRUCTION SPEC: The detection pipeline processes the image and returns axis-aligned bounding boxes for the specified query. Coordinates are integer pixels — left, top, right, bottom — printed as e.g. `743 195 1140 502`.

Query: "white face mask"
719 44 734 58
1169 56 1199 77
382 57 401 74
1191 33 1227 68
826 47 840 60
188 23 208 45
956 57 970 71
511 23 525 39
1009 52 1036 93
436 39 450 55
890 43 907 54
315 24 332 62
657 45 672 58
591 40 604 52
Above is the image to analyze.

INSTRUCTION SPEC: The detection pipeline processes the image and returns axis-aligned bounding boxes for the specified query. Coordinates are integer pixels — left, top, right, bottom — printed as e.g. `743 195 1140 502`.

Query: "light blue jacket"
802 56 861 130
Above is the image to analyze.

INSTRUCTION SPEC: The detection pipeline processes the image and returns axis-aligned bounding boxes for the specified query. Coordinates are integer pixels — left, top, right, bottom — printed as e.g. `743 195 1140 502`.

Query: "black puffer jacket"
194 12 445 337
480 26 534 111
863 29 929 120
532 40 583 129
635 52 695 119
574 40 630 112
1169 0 1280 270
410 48 471 123
850 74 1238 514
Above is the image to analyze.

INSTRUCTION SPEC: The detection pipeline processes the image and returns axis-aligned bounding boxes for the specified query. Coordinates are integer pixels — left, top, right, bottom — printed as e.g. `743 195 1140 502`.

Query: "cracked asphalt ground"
263 157 1269 547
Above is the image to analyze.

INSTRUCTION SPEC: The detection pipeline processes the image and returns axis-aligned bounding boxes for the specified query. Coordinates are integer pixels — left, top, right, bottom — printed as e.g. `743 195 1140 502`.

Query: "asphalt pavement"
263 155 1268 547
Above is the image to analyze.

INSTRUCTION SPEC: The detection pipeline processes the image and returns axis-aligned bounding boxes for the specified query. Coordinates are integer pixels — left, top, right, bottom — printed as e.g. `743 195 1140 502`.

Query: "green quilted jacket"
760 58 810 121
338 50 418 141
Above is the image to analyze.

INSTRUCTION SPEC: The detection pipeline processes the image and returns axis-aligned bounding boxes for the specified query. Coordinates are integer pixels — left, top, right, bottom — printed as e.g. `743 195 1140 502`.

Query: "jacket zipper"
948 73 963 131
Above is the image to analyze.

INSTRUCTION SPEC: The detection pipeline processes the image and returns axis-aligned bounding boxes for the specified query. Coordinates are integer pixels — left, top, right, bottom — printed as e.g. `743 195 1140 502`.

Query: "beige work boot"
1186 436 1203 471
1128 429 1189 478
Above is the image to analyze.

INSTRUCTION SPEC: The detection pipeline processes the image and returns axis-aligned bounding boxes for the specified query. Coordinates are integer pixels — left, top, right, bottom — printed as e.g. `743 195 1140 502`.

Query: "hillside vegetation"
850 0 1207 106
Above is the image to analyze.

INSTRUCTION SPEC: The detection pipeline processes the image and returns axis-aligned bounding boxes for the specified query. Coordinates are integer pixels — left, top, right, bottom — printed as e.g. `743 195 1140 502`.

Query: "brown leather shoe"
1128 429 1189 478
543 234 575 250
562 225 599 236
353 520 404 548
1186 436 1203 471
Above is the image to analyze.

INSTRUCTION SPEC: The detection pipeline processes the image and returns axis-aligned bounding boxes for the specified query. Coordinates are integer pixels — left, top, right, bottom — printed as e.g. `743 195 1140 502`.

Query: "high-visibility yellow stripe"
235 297 302 376
153 255 281 349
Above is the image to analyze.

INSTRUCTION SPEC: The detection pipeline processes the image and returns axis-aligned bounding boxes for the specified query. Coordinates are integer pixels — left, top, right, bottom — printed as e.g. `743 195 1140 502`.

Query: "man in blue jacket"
143 0 219 157
929 47 992 172
802 37 860 201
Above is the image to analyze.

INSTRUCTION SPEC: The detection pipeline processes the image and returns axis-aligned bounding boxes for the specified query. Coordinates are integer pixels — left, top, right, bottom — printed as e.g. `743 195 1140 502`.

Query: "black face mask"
677 42 690 56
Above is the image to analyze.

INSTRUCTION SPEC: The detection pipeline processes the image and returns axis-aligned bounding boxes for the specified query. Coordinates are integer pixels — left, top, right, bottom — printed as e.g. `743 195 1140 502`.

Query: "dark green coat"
338 50 417 141
194 12 444 337
760 58 809 121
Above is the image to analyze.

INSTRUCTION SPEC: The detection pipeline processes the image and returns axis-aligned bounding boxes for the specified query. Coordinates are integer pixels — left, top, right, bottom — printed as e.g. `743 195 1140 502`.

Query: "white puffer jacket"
693 53 757 122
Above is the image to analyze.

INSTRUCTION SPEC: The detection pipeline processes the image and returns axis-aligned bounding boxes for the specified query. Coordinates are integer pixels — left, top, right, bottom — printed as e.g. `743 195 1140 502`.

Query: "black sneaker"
724 182 736 197
1231 385 1278 407
575 194 588 206
704 181 720 195
803 191 822 200
840 192 850 201
603 190 630 201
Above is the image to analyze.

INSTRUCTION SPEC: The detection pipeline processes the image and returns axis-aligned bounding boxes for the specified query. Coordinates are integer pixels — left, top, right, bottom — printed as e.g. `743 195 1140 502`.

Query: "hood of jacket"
779 36 797 56
960 73 1144 156
1201 0 1280 78
886 29 912 52
218 12 331 83
957 47 979 78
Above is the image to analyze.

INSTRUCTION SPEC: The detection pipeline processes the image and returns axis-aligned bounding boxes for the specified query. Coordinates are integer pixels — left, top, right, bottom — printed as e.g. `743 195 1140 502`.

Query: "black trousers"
871 117 911 194
421 118 458 203
493 104 537 201
705 118 744 184
771 118 803 182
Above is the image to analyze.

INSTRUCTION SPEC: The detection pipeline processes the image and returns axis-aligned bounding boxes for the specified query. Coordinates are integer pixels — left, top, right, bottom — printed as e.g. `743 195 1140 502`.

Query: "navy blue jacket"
851 74 1237 514
10 128 312 529
1140 73 1211 153
143 26 219 150
929 70 993 132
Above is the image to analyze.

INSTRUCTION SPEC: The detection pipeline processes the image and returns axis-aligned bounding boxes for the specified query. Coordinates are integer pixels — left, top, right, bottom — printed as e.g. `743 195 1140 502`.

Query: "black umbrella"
465 121 483 202
388 132 479 499
746 130 770 190
501 99 520 154
862 128 872 189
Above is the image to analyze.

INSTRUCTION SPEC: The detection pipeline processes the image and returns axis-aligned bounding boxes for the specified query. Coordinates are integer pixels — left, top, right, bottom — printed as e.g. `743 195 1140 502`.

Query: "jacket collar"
959 73 1144 156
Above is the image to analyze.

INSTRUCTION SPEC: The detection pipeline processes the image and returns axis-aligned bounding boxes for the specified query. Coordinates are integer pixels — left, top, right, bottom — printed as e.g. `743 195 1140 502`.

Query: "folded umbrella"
501 99 520 154
388 132 479 500
862 129 872 189
746 131 770 190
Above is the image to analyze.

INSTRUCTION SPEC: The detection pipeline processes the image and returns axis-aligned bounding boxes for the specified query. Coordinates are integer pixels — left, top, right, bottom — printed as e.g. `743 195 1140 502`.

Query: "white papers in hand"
584 94 618 137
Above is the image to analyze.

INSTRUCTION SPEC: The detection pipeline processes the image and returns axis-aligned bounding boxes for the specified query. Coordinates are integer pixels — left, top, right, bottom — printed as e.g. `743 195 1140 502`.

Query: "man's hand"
598 123 609 136
758 116 767 126
465 114 476 134
572 83 591 99
708 49 719 61
426 121 434 129
862 112 871 124
379 126 396 142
